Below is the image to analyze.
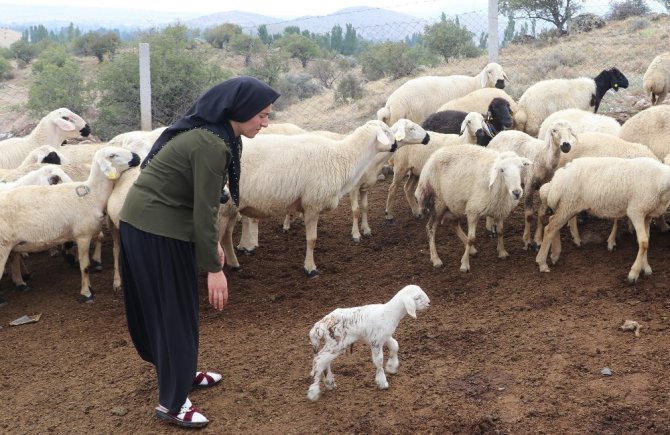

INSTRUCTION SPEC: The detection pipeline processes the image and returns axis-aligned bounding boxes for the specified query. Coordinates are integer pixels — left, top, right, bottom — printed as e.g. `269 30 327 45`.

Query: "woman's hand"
208 270 228 311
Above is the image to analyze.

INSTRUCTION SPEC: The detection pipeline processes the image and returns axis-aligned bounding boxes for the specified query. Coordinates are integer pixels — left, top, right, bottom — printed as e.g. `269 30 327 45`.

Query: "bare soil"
2 176 670 434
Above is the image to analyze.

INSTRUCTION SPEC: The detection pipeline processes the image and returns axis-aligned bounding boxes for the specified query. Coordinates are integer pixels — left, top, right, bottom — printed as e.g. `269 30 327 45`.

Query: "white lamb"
618 105 670 162
376 62 508 126
643 52 670 105
307 284 430 401
0 146 140 301
0 107 90 169
515 67 628 137
536 157 670 283
437 87 519 120
107 126 167 148
415 146 531 271
537 108 621 140
487 120 577 250
259 122 308 135
385 112 490 221
0 165 72 190
217 120 397 276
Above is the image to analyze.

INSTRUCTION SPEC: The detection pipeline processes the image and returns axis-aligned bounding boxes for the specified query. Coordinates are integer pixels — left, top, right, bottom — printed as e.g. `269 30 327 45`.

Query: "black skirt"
119 220 199 413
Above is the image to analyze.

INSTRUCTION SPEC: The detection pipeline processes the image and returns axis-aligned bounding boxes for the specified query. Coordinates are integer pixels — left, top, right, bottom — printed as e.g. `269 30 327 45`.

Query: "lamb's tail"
309 321 327 354
377 106 391 125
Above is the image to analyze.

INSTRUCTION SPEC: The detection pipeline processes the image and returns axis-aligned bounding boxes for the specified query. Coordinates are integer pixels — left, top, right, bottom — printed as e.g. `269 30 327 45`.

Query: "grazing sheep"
537 108 621 140
218 120 397 276
0 108 91 169
415 146 531 271
385 112 490 221
376 62 508 126
618 105 670 162
421 97 514 145
307 284 430 401
643 52 670 105
0 147 140 302
487 120 577 250
515 67 628 136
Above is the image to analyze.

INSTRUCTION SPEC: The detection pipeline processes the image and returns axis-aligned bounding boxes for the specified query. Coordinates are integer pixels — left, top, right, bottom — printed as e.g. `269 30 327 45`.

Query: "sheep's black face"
41 151 61 165
495 79 505 89
128 152 141 167
80 124 91 137
610 67 629 91
560 142 571 153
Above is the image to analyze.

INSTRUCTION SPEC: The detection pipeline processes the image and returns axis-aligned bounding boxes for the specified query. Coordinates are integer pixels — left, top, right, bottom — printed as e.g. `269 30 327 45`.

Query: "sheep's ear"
98 157 119 180
521 157 532 166
393 123 406 141
482 121 493 138
54 117 76 132
376 126 392 145
480 71 488 88
403 297 417 319
503 71 510 82
488 161 500 188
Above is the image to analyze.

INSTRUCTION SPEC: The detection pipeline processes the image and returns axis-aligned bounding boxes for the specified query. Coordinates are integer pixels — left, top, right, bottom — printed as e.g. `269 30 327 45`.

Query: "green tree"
330 25 343 53
31 44 70 73
229 33 263 66
283 26 301 35
245 48 289 86
275 33 321 68
500 0 582 34
28 54 89 115
424 19 481 62
72 31 120 62
341 24 358 55
359 41 419 80
502 13 516 46
203 23 242 49
9 39 38 65
257 25 272 45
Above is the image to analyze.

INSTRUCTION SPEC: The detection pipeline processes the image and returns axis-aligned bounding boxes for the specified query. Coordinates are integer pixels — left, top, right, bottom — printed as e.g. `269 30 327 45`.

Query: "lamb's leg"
0 246 12 294
90 230 104 272
495 218 509 258
350 188 362 242
627 214 650 283
460 214 479 272
75 235 95 302
218 211 240 270
403 175 422 218
534 202 548 249
307 348 339 401
607 219 619 251
111 223 122 291
282 214 292 232
522 195 534 250
237 217 259 252
485 216 496 238
454 222 476 255
385 337 399 374
303 210 320 277
9 252 28 291
426 213 442 267
370 343 389 389
536 212 570 272
359 188 371 238
568 216 582 247
641 217 653 276
385 165 407 221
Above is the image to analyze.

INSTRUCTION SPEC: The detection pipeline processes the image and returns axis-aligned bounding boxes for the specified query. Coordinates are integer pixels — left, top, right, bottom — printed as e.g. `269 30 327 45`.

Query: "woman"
119 76 280 428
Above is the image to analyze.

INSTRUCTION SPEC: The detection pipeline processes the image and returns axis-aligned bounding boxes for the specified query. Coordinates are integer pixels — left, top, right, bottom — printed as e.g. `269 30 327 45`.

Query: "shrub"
359 42 418 81
27 56 90 116
334 73 363 103
607 0 650 20
424 18 481 62
273 72 322 110
0 56 12 81
308 58 341 89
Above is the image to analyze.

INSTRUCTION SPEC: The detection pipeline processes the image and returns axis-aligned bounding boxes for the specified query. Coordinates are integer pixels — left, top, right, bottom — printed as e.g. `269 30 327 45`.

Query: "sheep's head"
481 62 508 89
548 120 577 153
390 118 430 146
48 108 91 140
368 120 398 152
486 98 514 131
488 151 532 201
460 112 491 144
95 146 141 180
396 284 430 319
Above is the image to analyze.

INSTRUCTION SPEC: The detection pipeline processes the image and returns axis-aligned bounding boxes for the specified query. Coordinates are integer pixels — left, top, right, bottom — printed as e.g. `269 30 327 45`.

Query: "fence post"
488 0 499 62
139 43 152 131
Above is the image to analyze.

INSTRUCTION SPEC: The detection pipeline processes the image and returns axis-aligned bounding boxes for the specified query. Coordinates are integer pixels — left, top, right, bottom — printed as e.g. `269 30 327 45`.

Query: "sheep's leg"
536 212 570 272
237 217 258 253
90 231 104 272
282 214 292 232
485 216 496 238
568 216 582 247
534 202 547 249
627 215 650 283
350 188 362 242
385 337 399 374
385 166 407 221
403 175 422 218
460 215 478 272
426 213 442 267
111 223 122 291
359 188 371 238
0 246 13 293
656 213 670 232
522 200 534 250
495 218 509 259
641 217 653 276
607 219 619 251
75 236 95 302
549 227 562 265
218 212 240 270
370 343 389 389
324 364 336 391
307 349 339 401
9 252 28 291
303 210 320 277
454 222 476 255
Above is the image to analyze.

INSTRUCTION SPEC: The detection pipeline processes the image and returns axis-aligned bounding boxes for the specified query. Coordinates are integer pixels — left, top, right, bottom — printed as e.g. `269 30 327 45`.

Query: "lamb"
0 107 91 169
376 62 508 126
537 108 621 140
107 126 167 159
415 146 532 271
437 87 518 115
0 146 140 301
421 97 514 145
535 157 670 283
487 120 577 250
0 146 91 183
259 122 308 135
217 120 397 276
307 284 430 401
643 52 670 105
385 112 491 221
515 67 628 137
0 165 72 190
618 105 670 162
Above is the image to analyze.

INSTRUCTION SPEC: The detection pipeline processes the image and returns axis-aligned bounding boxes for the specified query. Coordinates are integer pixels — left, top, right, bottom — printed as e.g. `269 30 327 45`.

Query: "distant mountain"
184 11 284 29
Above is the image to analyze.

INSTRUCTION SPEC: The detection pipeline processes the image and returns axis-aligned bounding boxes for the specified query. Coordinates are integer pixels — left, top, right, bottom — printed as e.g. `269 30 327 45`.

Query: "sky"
0 0 491 19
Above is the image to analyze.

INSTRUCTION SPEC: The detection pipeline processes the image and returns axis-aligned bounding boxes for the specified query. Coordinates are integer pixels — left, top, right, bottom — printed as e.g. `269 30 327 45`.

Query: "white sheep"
515 67 629 137
643 52 670 105
107 126 167 148
0 146 140 301
537 108 621 140
536 157 670 283
218 120 397 276
437 87 519 121
0 108 90 169
307 284 430 401
0 164 72 190
376 63 508 126
415 146 531 271
487 120 577 250
259 122 308 135
618 105 670 162
385 112 490 221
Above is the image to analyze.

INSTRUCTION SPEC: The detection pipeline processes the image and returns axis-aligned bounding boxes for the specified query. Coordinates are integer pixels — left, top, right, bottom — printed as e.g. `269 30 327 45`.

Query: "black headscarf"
141 76 280 206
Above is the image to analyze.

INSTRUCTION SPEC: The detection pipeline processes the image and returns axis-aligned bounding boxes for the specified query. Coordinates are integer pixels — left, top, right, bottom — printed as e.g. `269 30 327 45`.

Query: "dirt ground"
2 175 670 435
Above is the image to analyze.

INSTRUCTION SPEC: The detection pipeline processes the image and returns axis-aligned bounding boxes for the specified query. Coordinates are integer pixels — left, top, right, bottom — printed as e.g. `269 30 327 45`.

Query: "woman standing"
119 76 279 428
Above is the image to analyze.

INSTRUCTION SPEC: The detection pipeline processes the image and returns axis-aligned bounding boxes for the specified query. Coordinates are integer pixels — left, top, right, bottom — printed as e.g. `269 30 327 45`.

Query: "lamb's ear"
376 126 392 145
488 160 500 188
54 117 76 132
403 296 417 319
393 122 406 142
480 70 488 88
98 157 119 180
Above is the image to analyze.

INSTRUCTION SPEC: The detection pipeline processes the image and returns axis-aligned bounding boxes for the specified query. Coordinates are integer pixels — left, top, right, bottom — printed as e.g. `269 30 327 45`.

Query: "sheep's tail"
514 107 527 132
377 107 391 125
309 321 327 354
416 180 436 217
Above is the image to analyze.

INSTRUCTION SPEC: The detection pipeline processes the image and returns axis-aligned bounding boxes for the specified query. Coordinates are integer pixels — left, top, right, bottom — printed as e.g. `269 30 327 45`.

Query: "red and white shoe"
193 371 222 388
155 398 209 428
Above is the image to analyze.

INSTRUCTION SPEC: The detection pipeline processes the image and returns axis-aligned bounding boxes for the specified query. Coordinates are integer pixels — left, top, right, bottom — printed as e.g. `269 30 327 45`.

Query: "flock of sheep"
2 50 670 399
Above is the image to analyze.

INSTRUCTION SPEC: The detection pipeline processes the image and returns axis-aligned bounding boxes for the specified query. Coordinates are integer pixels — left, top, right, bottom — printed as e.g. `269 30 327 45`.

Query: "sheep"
421 98 514 145
217 120 397 276
385 112 491 221
107 126 167 148
437 87 518 115
537 108 621 140
415 146 532 271
515 67 629 137
0 165 72 190
0 108 90 169
0 146 91 183
0 146 140 301
535 157 670 283
643 52 670 105
259 122 308 135
487 120 577 250
376 62 508 126
307 284 430 401
618 105 670 162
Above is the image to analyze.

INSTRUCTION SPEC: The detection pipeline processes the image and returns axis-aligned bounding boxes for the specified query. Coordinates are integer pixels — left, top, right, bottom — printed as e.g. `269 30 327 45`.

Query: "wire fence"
0 0 668 137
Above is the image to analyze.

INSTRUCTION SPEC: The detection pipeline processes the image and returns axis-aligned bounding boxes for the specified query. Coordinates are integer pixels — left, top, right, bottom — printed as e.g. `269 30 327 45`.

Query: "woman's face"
232 104 273 138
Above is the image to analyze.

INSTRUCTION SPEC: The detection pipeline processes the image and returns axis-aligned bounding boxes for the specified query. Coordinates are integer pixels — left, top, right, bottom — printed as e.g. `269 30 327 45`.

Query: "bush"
27 56 90 116
424 18 481 62
334 73 363 103
32 44 70 73
359 42 418 81
569 13 607 33
273 72 322 110
0 57 12 81
607 0 651 20
9 39 38 64
308 58 341 89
